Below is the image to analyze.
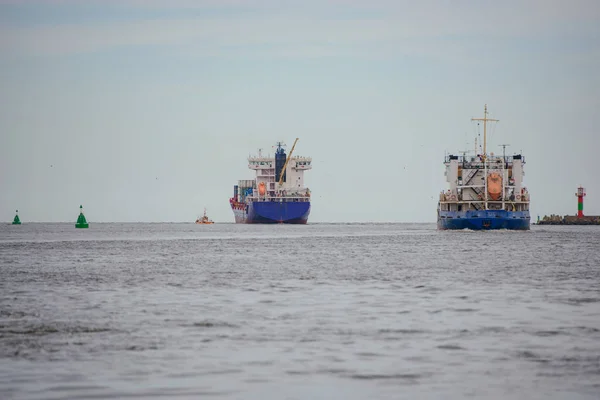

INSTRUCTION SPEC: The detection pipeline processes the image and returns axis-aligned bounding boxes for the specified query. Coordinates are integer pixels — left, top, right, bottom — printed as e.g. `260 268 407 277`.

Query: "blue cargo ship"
437 105 531 230
230 139 312 224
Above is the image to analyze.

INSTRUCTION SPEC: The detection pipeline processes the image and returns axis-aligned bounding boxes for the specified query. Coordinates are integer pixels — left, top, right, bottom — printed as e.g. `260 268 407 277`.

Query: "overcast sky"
1 0 599 223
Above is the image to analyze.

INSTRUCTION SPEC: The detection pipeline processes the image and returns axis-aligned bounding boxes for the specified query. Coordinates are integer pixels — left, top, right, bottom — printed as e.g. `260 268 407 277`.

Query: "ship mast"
471 104 498 161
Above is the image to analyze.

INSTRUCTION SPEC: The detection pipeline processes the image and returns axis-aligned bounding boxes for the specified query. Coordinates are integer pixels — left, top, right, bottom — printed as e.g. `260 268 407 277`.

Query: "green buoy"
12 209 21 225
75 205 89 228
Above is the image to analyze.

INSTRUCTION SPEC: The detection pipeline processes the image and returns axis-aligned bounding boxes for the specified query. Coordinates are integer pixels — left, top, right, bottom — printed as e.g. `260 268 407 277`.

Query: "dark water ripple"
1 223 599 399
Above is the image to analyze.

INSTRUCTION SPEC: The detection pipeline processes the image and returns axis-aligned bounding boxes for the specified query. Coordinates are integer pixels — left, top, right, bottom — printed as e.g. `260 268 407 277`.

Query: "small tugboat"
195 208 214 224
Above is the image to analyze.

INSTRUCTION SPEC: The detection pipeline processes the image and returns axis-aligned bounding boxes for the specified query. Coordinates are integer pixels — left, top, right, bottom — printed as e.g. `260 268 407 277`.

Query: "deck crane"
278 138 299 188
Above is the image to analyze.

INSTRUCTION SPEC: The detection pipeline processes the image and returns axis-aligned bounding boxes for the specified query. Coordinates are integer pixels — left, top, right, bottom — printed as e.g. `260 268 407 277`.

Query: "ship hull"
437 210 530 230
232 201 310 224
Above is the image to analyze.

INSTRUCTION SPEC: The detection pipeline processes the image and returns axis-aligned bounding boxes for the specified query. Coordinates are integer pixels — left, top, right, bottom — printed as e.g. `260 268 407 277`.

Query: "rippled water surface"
1 223 599 399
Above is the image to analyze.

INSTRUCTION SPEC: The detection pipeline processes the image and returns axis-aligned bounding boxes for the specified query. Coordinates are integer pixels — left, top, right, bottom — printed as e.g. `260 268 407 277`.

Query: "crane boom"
278 138 299 187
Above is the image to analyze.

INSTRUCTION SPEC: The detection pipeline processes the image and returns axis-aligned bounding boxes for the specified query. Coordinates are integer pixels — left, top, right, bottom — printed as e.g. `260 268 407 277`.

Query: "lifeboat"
195 208 214 224
487 172 502 201
258 181 266 196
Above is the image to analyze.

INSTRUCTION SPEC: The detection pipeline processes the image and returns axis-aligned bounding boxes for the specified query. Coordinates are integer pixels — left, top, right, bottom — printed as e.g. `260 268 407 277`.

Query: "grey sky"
1 0 599 222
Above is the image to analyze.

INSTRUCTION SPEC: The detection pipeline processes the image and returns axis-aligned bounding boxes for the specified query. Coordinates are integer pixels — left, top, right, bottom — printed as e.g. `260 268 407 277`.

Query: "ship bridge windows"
249 160 273 167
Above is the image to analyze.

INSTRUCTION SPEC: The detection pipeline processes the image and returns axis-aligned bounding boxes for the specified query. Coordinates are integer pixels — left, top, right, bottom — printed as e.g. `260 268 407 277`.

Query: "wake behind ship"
437 105 531 230
230 139 312 224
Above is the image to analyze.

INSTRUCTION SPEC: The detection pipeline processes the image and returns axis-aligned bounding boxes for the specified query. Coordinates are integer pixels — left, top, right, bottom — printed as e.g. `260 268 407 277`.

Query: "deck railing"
247 196 310 203
439 200 529 204
444 155 526 164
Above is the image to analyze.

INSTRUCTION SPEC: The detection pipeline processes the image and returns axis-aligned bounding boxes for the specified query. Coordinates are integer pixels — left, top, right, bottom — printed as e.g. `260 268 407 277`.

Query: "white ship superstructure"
245 144 312 200
439 151 530 213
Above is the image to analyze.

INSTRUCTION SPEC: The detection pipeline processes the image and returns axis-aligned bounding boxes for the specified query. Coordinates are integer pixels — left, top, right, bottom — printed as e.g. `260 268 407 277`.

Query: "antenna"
499 144 510 161
471 104 499 160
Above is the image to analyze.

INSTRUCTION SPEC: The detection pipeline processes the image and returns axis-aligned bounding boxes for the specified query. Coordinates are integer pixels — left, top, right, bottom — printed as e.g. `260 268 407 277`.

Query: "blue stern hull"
438 210 530 230
232 201 310 224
